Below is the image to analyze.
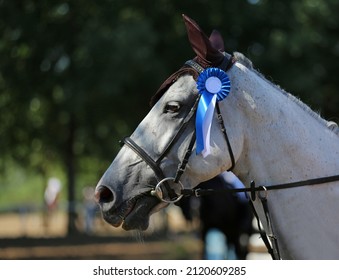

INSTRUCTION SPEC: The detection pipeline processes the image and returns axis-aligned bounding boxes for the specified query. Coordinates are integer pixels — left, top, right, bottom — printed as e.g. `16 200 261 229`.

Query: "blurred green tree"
0 0 338 234
0 0 164 234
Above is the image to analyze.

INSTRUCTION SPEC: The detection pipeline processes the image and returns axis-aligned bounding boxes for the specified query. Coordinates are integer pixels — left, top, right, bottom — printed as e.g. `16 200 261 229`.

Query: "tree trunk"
66 114 79 235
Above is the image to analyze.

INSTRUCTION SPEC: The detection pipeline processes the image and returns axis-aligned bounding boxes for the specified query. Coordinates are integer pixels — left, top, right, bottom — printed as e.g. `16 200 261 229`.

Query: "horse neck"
226 64 339 259
228 63 339 186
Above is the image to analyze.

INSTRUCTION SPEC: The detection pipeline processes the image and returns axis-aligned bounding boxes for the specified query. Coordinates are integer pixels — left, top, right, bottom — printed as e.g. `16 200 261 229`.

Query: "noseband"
120 54 236 203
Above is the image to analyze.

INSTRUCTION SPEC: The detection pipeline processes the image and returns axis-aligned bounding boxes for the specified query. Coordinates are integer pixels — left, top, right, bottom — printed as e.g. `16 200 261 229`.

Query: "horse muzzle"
95 184 162 231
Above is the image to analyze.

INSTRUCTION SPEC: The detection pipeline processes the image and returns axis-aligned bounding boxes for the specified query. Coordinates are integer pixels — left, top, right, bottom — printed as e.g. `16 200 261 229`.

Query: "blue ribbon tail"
196 92 214 155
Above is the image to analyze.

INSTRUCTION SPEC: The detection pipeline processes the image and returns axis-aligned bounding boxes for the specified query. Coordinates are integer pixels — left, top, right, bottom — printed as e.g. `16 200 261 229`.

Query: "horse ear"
182 14 224 67
209 30 224 52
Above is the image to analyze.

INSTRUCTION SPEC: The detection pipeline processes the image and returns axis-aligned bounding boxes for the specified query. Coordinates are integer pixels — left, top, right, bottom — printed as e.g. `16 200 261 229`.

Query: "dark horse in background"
178 173 253 260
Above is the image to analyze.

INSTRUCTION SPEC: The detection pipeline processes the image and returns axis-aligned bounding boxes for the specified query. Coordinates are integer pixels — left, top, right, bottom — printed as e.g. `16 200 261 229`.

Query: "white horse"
95 15 339 259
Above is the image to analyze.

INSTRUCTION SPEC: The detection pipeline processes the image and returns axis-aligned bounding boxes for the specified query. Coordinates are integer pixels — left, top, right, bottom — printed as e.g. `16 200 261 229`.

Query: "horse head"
95 15 243 231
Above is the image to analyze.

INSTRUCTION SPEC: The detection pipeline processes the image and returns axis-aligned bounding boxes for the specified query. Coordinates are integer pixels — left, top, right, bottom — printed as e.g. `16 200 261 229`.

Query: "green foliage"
1 0 339 208
0 159 66 209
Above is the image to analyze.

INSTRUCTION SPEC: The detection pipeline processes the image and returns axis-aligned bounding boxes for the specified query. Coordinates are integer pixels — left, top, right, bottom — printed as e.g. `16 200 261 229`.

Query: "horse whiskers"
132 230 145 243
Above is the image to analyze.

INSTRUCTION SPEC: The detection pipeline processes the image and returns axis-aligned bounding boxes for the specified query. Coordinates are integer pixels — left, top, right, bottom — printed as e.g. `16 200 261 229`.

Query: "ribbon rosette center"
205 76 222 94
195 67 231 157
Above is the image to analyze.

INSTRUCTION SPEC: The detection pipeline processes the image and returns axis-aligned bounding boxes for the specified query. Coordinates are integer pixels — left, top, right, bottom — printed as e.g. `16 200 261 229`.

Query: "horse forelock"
150 66 198 107
150 51 250 107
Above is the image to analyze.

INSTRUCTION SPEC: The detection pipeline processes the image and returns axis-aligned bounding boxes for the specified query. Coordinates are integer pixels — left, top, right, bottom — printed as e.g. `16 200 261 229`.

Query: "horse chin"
122 196 165 231
101 191 169 231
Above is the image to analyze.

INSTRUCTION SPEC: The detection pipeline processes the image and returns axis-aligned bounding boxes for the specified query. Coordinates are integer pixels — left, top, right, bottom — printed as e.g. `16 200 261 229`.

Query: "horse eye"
164 102 181 113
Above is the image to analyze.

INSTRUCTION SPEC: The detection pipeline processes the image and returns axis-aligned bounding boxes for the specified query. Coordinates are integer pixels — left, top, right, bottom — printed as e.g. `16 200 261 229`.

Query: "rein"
182 174 339 199
183 174 339 260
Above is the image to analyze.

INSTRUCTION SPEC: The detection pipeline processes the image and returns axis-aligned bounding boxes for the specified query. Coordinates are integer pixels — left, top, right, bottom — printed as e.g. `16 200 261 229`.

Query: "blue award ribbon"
196 67 231 157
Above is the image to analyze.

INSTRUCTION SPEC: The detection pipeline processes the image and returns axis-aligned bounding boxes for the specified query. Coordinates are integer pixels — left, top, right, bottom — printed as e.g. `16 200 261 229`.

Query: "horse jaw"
122 197 168 231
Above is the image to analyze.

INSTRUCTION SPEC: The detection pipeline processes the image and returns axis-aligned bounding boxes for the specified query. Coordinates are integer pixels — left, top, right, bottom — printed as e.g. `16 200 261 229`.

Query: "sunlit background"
1 0 338 259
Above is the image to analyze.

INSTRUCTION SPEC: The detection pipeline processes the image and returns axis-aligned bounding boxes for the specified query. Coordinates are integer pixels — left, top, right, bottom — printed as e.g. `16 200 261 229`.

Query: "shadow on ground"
0 233 202 260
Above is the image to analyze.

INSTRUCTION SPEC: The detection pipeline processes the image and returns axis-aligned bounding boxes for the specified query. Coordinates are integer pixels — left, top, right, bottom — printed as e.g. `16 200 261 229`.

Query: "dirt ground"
0 208 203 260
0 235 202 260
0 207 269 260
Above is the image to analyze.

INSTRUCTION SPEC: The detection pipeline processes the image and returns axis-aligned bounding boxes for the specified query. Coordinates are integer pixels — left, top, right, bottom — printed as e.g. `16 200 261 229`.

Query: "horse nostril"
95 185 115 204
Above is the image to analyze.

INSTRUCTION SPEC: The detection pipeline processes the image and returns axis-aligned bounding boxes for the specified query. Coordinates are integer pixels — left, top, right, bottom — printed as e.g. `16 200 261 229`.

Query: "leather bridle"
120 54 236 203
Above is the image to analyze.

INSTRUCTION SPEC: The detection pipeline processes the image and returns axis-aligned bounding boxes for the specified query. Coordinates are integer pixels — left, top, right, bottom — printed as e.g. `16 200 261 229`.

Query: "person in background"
82 186 98 234
179 172 253 260
43 177 62 233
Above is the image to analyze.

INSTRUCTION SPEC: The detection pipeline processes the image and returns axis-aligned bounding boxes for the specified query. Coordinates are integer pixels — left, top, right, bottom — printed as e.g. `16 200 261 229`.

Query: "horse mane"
235 52 339 136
